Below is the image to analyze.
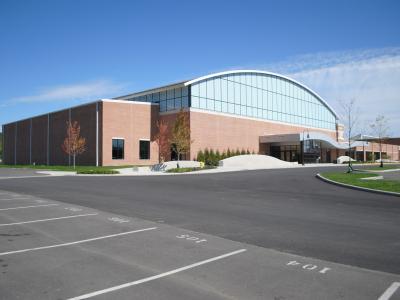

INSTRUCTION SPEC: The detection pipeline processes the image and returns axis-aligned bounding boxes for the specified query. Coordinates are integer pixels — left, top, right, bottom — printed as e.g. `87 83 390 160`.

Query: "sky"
1 0 399 135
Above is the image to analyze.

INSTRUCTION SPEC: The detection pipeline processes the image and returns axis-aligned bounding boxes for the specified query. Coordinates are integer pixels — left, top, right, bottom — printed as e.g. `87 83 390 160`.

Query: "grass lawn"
0 164 134 172
321 172 400 193
360 165 400 171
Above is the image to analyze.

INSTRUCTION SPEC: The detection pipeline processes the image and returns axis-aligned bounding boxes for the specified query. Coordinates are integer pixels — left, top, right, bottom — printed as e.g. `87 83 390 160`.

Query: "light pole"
302 130 310 166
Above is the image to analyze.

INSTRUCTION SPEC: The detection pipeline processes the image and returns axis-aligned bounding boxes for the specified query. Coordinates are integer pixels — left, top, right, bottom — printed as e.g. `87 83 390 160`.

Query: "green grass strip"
321 172 400 193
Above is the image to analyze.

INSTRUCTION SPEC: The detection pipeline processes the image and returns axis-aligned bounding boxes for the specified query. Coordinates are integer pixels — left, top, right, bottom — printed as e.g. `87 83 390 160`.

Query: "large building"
2 70 399 166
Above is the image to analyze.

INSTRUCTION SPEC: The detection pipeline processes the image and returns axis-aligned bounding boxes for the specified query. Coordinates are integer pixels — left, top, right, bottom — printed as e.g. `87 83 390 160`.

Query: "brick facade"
2 101 399 166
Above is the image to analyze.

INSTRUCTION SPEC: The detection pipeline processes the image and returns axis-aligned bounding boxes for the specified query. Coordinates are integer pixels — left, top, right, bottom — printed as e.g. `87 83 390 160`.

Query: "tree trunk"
380 140 383 168
73 154 76 170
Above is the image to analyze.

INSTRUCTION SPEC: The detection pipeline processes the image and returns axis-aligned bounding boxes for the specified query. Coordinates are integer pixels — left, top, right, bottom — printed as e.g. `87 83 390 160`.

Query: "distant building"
2 70 399 165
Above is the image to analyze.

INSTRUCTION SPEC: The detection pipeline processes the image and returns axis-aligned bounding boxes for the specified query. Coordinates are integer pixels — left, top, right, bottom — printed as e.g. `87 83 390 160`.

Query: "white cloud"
10 79 127 104
270 48 400 136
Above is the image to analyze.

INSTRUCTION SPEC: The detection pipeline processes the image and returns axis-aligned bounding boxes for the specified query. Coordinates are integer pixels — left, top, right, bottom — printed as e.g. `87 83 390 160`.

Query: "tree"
61 121 86 169
170 109 193 165
370 115 389 168
339 99 359 173
154 120 169 163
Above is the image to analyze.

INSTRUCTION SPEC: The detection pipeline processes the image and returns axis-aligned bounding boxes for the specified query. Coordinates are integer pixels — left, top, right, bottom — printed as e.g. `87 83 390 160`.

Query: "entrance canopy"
259 132 364 149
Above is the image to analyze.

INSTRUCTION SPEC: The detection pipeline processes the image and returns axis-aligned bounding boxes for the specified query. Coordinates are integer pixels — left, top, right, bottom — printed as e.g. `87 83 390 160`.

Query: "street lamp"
302 130 310 166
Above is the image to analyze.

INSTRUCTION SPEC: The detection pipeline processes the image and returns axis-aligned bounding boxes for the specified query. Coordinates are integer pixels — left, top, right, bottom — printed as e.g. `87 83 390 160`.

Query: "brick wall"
3 102 98 166
189 109 338 160
101 101 160 166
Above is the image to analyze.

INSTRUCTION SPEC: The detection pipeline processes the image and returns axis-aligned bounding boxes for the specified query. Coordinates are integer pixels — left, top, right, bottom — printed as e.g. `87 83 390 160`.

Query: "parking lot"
0 181 399 300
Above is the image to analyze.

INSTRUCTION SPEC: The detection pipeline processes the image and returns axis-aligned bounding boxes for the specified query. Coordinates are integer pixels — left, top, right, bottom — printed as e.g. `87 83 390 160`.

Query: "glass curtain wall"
125 87 189 112
190 72 336 130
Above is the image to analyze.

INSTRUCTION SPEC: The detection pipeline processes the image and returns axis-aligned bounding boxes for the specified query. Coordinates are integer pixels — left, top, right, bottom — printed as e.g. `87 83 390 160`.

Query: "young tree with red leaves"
170 109 193 164
62 121 86 169
154 119 169 163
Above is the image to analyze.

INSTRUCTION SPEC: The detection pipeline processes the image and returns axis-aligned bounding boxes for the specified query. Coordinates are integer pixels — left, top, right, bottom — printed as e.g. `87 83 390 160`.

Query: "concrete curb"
316 173 400 198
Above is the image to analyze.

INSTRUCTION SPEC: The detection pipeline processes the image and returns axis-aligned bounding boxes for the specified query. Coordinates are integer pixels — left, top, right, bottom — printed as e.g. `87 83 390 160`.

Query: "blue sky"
1 0 400 134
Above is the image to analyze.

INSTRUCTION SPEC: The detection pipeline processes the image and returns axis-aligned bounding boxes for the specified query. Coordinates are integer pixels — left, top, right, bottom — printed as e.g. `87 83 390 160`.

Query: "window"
139 140 150 160
112 139 124 160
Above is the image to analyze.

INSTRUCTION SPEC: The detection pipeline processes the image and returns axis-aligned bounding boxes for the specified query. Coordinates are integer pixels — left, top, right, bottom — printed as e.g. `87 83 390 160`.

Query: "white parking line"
0 204 58 211
0 197 32 201
67 248 247 300
0 213 99 227
378 282 400 300
0 227 157 256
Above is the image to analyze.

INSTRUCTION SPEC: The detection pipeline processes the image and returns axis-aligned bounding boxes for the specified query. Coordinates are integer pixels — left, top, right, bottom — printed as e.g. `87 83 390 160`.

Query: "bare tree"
370 115 389 168
154 119 169 163
170 109 193 166
339 99 359 173
62 121 86 169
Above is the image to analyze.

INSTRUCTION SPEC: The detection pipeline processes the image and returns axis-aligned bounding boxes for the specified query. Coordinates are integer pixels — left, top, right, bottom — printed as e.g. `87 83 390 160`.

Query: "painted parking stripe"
0 197 32 201
0 227 157 256
67 248 247 300
0 204 58 211
378 282 400 300
0 213 98 227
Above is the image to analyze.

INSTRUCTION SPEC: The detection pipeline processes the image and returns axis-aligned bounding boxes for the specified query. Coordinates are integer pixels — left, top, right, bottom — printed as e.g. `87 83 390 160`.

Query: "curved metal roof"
184 70 338 119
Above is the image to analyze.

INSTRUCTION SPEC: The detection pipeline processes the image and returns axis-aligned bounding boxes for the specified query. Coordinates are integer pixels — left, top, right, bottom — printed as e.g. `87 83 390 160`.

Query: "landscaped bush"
196 148 256 166
77 169 119 174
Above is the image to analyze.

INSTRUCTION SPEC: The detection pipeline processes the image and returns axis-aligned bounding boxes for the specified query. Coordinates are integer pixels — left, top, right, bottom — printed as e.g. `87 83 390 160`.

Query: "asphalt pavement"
0 166 399 299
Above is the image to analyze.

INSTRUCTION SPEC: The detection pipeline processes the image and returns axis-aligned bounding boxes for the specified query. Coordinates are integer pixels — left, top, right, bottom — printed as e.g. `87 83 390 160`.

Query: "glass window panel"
199 81 207 97
207 80 214 99
221 79 227 101
228 102 234 114
112 139 124 160
167 99 174 110
214 78 221 100
207 98 214 110
167 89 174 100
191 96 199 108
241 105 246 116
174 88 182 98
191 84 199 97
182 87 188 97
160 91 166 101
182 96 189 107
234 82 240 104
215 101 222 112
221 101 228 113
257 75 262 89
257 89 262 109
240 83 246 105
199 97 207 109
139 140 150 160
234 104 240 114
153 92 159 101
246 83 252 106
174 98 182 109
160 100 167 111
276 94 282 112
227 80 234 103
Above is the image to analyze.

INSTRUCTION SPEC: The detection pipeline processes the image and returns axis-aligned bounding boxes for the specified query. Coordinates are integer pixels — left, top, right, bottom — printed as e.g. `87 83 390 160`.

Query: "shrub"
77 169 119 174
227 148 232 158
246 149 250 154
216 150 221 162
235 149 241 156
196 150 205 162
221 150 227 160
